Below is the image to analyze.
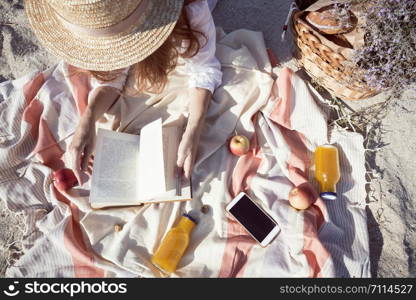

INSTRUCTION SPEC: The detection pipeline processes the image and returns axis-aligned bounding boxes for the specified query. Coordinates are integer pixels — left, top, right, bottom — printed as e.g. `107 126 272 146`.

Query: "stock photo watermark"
2 281 127 297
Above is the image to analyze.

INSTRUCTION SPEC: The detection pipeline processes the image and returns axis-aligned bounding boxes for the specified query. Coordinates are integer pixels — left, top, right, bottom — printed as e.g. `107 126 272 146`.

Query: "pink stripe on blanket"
303 209 330 277
230 114 262 198
56 67 104 277
284 132 329 276
219 119 262 277
278 125 329 277
22 72 64 170
22 81 65 169
25 119 102 276
32 119 65 170
218 219 256 278
279 126 311 186
23 73 45 107
22 73 45 140
67 65 91 116
22 99 43 142
267 69 330 277
230 149 263 198
269 67 293 130
55 190 105 277
268 68 328 217
23 69 103 277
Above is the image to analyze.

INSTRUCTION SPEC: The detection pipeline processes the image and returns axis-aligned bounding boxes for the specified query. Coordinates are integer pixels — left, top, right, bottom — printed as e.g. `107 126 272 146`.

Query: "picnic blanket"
0 28 370 277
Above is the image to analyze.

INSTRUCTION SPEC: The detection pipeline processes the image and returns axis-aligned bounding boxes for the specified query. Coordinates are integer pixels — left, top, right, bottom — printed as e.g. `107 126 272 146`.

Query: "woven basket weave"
292 8 377 101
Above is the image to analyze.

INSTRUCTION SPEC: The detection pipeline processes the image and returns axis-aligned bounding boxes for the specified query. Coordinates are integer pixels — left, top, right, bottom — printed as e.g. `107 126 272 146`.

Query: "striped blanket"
0 28 370 277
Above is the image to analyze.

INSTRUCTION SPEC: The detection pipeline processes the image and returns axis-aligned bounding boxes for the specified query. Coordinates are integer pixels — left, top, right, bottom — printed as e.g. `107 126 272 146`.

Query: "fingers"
177 154 185 169
88 156 94 168
69 144 83 185
86 156 94 176
183 154 194 179
177 132 197 178
86 165 93 176
81 143 94 171
176 143 186 168
67 113 96 185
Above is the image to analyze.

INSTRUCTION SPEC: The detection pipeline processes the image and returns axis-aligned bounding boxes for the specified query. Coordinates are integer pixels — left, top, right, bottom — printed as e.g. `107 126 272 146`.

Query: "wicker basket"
292 6 377 101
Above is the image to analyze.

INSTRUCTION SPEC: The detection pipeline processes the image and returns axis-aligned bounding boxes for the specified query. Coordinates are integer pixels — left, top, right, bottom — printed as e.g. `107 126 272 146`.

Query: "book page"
90 129 140 207
137 118 166 200
163 126 179 193
145 125 191 202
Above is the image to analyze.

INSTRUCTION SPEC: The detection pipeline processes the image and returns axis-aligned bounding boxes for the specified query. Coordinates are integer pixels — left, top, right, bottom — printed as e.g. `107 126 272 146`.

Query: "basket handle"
281 2 299 41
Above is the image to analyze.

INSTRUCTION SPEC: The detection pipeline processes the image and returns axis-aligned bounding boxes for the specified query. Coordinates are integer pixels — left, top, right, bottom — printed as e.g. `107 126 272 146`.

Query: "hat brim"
25 0 184 71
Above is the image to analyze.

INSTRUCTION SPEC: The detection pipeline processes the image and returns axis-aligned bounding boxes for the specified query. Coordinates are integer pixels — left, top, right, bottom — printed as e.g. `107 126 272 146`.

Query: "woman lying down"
25 0 223 184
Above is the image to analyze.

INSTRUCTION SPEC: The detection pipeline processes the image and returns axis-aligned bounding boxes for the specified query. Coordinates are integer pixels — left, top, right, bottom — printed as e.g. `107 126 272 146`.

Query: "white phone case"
225 192 280 247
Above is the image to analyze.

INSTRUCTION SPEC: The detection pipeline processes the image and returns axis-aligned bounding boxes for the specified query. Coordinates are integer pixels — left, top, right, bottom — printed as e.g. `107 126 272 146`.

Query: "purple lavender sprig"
331 0 416 97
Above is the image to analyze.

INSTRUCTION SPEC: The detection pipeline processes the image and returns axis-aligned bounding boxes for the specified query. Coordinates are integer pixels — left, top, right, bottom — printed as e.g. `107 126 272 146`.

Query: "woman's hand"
177 126 202 179
177 87 212 178
67 87 120 185
68 109 96 185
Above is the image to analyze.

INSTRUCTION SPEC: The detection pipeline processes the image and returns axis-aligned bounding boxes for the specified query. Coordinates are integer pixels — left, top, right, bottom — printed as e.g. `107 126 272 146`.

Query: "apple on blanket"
229 134 250 156
52 168 78 192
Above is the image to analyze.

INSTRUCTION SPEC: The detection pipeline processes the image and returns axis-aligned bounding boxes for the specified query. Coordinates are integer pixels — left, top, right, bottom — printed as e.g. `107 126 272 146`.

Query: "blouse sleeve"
89 67 130 92
183 0 223 94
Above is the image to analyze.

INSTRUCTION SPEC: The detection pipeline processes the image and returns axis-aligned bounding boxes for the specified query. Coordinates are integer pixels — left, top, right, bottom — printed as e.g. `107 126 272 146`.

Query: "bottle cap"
182 213 197 224
320 192 337 201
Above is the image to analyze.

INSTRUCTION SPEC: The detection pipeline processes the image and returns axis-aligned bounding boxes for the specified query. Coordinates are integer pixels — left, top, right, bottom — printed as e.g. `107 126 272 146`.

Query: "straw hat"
25 0 184 71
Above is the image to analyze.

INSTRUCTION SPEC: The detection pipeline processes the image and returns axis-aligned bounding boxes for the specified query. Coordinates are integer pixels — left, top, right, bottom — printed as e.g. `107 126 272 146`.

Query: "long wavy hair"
89 0 206 94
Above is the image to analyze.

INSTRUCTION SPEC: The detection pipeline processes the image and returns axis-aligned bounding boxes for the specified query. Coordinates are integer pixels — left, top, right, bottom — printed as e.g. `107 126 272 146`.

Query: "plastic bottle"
314 144 341 200
151 214 196 274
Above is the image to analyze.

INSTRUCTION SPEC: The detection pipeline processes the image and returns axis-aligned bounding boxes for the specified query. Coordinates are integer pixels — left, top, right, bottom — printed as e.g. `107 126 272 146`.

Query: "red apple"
53 168 78 191
229 135 250 156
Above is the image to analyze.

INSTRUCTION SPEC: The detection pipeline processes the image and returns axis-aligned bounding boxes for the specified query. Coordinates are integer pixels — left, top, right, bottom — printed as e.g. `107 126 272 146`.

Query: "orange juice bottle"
151 214 196 274
314 144 341 201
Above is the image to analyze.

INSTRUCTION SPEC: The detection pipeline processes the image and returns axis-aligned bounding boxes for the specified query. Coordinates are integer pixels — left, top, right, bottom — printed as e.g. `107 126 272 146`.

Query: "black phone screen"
229 195 276 242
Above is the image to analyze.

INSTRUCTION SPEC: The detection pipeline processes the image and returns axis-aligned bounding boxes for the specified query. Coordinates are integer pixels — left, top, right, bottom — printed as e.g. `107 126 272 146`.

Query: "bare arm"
84 86 120 121
187 87 211 130
177 87 211 178
69 86 120 184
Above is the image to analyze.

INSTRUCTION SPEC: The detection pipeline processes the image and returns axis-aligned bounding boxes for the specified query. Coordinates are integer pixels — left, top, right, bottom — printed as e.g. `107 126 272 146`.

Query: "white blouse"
90 0 222 94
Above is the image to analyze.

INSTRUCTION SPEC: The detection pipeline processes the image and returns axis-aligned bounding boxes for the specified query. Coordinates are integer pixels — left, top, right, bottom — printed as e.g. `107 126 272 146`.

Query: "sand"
0 0 414 277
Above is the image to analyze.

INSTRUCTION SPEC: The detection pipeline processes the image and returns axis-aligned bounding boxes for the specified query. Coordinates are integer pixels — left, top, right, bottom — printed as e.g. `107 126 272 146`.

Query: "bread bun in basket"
306 8 355 34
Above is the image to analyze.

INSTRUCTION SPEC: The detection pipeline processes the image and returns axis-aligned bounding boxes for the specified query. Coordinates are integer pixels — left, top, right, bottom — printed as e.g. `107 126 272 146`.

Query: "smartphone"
225 192 281 247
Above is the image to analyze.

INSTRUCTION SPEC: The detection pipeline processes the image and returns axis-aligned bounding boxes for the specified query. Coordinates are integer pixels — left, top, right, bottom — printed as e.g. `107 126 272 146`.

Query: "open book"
90 118 192 209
